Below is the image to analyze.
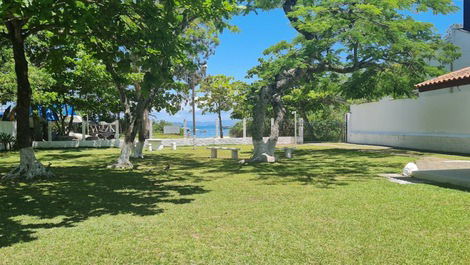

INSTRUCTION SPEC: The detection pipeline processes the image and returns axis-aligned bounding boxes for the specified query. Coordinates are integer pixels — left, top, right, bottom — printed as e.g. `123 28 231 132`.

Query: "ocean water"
175 120 236 138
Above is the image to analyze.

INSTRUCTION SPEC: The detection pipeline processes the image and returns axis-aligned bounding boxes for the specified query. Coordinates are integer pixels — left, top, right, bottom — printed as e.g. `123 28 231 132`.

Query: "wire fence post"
243 118 247 139
298 118 304 144
294 111 297 145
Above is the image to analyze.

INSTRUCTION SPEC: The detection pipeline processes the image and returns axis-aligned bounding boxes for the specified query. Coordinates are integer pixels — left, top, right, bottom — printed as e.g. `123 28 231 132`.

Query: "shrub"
153 120 173 134
229 121 247 138
229 119 295 138
306 120 345 142
0 133 16 151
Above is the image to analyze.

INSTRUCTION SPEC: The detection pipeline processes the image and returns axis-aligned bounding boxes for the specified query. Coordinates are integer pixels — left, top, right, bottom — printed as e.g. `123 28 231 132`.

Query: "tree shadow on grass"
0 146 409 248
197 148 407 188
0 154 208 248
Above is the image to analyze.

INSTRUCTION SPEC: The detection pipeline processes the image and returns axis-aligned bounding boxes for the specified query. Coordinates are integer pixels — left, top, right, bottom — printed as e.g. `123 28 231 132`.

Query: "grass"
0 144 469 264
151 133 184 139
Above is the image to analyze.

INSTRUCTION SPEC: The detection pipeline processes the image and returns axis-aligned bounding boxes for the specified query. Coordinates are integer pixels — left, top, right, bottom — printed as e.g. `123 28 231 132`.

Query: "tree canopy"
245 0 460 162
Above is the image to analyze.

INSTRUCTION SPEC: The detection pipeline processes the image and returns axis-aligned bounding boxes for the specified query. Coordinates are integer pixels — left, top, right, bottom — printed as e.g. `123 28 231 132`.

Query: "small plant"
0 132 16 151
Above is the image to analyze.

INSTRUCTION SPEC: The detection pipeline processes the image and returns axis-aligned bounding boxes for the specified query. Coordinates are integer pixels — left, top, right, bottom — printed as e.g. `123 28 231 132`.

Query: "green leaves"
198 75 239 115
249 0 460 102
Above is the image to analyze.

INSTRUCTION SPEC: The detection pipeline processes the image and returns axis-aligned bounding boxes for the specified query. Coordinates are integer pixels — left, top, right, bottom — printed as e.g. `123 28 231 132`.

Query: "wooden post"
298 118 304 144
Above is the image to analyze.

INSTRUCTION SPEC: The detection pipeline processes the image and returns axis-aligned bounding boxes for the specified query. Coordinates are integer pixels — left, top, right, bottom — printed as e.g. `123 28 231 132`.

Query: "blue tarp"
38 105 77 121
0 104 77 121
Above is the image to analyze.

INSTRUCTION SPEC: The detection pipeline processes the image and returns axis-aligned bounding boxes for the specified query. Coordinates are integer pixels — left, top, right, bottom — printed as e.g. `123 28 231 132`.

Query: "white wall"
28 137 296 150
446 26 470 71
0 121 16 137
155 136 296 147
32 139 121 149
347 26 470 153
348 84 470 154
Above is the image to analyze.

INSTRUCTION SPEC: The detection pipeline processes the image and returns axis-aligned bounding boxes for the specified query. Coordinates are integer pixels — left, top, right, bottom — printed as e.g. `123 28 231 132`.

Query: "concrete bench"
147 140 177 151
146 139 164 151
281 147 296 158
207 147 240 160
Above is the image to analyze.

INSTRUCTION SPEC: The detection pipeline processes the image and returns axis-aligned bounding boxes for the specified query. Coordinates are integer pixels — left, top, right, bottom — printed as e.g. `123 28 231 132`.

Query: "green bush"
229 121 248 138
229 117 344 142
229 119 295 138
153 120 173 134
307 120 345 142
0 133 16 151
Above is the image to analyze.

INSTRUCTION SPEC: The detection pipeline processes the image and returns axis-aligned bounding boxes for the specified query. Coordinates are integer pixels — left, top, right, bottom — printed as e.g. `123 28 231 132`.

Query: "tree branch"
282 0 316 40
23 23 56 38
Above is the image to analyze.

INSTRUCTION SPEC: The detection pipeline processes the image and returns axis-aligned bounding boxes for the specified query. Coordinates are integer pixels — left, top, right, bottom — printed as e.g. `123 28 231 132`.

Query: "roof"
415 67 470 92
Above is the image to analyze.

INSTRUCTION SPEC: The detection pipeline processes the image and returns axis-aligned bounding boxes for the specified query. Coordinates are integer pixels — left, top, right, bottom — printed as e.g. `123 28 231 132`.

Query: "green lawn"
152 133 184 139
0 145 469 264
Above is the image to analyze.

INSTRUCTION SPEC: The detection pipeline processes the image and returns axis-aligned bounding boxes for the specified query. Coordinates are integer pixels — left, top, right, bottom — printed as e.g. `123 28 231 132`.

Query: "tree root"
248 153 277 163
2 161 54 181
107 161 134 169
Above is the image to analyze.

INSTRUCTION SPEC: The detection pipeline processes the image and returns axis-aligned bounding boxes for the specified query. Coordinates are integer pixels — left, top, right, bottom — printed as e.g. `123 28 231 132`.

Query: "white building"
347 15 470 154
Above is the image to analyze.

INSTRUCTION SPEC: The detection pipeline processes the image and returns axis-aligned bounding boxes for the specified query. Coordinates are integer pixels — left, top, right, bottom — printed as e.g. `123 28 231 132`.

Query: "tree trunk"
249 86 286 163
110 116 139 169
108 85 148 168
3 20 52 180
249 86 275 162
109 106 142 168
32 113 42 141
133 107 149 159
218 111 223 138
66 105 74 135
41 107 48 140
4 147 53 180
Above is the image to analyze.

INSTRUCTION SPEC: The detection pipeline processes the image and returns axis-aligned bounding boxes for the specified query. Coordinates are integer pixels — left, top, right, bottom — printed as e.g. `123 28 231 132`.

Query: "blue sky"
155 1 465 123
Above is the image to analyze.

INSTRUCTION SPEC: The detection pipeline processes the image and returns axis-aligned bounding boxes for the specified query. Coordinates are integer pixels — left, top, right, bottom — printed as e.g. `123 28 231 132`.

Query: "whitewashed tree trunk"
106 63 146 169
251 139 277 162
249 86 277 162
249 83 286 162
132 141 145 159
133 107 149 159
109 141 134 169
3 147 53 180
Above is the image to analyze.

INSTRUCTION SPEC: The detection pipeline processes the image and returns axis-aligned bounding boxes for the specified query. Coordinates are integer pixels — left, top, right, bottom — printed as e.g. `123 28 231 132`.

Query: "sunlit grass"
0 145 469 264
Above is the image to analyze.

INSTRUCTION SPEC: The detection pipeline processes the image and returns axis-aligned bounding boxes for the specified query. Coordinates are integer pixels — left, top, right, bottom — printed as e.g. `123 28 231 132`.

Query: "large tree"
199 75 238 138
283 73 346 141
78 1 241 168
246 0 459 162
0 0 93 179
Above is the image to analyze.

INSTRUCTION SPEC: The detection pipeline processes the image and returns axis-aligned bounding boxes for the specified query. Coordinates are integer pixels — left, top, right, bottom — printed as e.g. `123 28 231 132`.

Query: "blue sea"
174 120 237 138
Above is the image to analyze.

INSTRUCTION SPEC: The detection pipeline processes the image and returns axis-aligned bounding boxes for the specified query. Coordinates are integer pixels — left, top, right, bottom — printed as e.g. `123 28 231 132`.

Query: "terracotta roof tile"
415 67 470 92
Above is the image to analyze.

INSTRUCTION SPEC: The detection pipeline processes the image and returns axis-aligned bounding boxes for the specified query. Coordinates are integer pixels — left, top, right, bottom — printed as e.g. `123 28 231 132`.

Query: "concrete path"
306 142 391 150
378 174 429 185
413 157 470 189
